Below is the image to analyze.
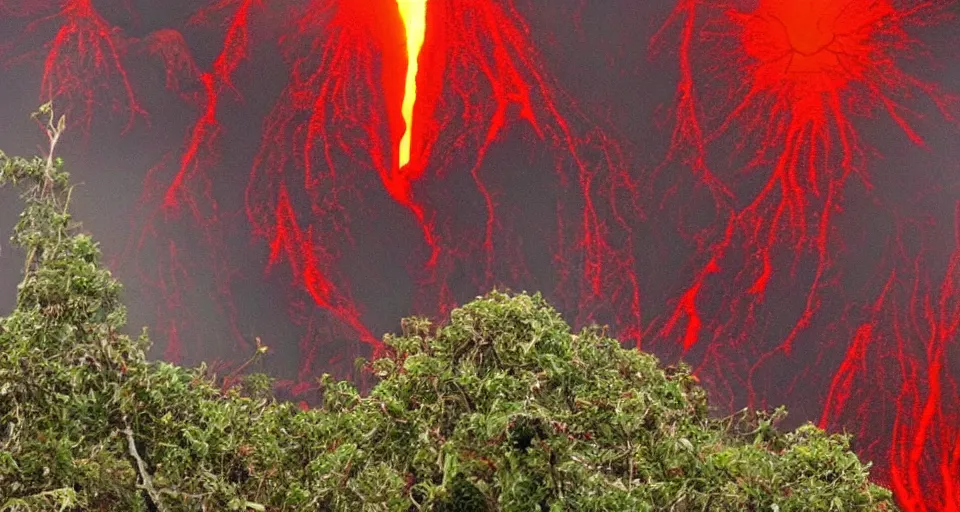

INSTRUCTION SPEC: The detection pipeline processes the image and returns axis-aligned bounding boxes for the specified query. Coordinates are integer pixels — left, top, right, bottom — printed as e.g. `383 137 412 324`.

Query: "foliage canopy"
0 106 895 510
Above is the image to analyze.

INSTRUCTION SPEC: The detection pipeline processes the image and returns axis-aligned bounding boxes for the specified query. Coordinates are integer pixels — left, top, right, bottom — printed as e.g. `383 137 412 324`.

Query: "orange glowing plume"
396 0 427 169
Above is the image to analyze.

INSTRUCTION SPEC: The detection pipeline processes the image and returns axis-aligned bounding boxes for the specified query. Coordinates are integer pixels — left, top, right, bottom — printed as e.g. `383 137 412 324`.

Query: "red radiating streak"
410 0 640 324
24 0 144 132
244 0 417 366
124 0 261 363
246 0 640 358
245 0 436 253
268 184 384 356
652 1 958 509
886 246 960 511
7 0 198 132
162 0 259 211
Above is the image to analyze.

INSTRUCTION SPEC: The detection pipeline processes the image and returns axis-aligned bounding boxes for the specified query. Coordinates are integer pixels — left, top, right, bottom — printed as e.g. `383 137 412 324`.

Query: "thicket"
0 106 895 511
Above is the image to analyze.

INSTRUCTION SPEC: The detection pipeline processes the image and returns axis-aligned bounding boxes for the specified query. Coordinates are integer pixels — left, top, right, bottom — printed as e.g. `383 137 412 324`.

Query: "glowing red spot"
737 0 894 102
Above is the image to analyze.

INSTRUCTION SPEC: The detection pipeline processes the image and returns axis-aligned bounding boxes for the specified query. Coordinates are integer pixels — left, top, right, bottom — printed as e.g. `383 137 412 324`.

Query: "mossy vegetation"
0 106 895 510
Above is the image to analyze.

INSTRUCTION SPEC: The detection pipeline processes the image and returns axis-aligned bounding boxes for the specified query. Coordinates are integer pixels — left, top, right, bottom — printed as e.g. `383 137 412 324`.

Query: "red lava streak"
246 0 638 381
1 0 200 133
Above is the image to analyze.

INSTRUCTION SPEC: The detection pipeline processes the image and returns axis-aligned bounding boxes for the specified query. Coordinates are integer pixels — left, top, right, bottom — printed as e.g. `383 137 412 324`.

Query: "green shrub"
0 106 895 511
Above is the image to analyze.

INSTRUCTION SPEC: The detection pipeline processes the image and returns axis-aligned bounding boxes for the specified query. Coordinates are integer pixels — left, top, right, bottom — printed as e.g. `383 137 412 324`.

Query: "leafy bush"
0 106 895 511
